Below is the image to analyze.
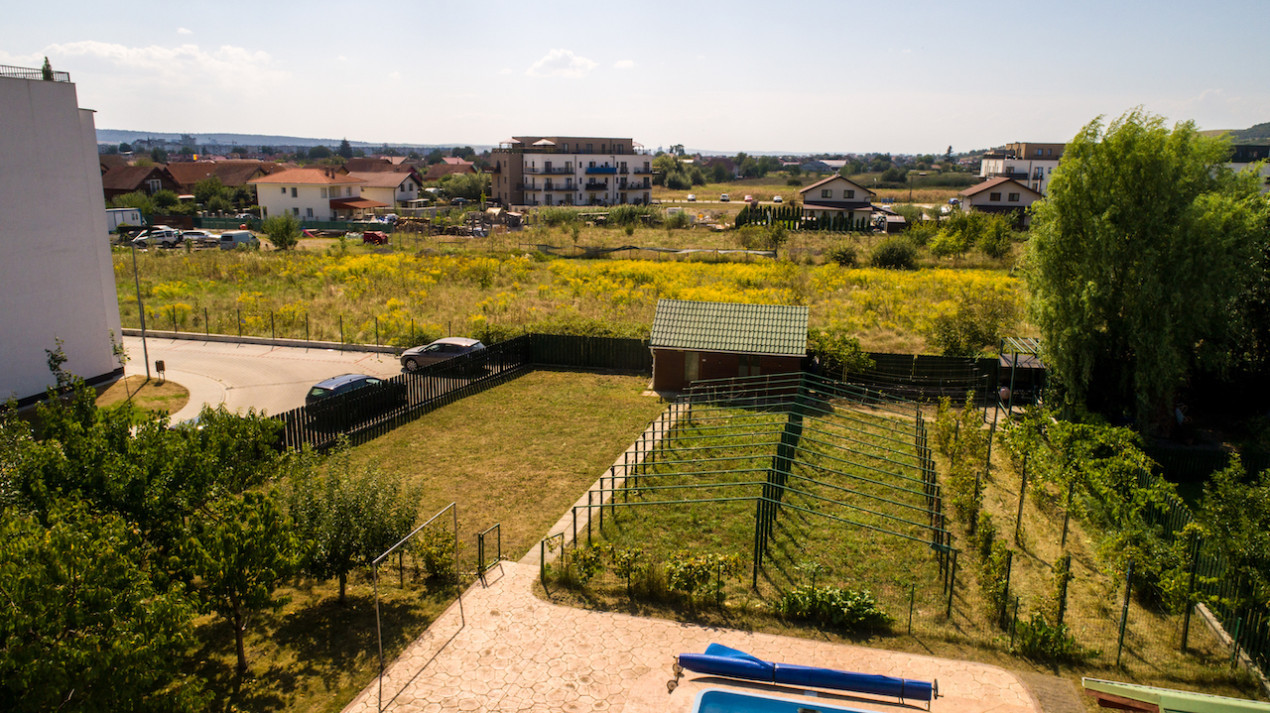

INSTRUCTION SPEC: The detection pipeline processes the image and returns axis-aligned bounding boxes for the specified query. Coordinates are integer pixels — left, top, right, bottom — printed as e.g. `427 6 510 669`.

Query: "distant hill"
1201 122 1270 143
95 128 490 151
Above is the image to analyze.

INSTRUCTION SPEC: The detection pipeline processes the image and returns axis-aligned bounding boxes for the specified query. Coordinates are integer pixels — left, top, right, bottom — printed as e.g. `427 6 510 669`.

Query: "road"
122 336 404 421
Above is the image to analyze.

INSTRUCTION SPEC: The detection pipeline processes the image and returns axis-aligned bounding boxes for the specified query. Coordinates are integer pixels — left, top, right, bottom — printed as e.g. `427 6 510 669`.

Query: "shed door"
684 353 699 384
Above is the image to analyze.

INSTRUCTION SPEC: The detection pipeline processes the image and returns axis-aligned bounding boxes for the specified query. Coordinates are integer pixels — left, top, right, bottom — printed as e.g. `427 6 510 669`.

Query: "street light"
130 242 151 381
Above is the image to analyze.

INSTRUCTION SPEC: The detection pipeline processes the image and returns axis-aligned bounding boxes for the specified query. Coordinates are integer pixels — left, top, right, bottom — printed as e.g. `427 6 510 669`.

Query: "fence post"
946 551 958 618
908 583 916 635
1181 532 1200 652
237 306 242 337
1015 454 1028 544
1057 553 1072 626
375 317 379 347
1116 560 1133 668
1000 550 1014 629
1061 477 1075 549
172 305 177 333
1009 595 1020 650
340 315 344 345
270 311 275 341
204 307 209 337
305 313 309 342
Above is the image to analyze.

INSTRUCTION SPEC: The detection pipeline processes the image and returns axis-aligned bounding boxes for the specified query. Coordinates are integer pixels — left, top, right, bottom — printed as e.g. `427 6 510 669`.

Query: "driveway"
121 336 404 421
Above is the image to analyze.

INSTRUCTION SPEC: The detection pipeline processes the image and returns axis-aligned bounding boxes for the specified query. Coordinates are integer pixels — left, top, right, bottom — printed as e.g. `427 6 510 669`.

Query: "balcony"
619 181 651 191
585 166 618 175
0 63 71 82
632 167 653 175
523 166 574 175
585 182 608 191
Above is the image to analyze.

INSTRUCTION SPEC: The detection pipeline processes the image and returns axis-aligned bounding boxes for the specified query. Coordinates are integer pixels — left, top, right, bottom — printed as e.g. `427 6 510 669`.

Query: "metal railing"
476 523 502 583
0 64 71 82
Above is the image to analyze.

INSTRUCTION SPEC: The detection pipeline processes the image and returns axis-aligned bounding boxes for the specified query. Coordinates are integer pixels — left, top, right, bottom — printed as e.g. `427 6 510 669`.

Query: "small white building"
958 176 1042 226
1 67 123 404
979 142 1064 196
798 175 875 224
348 171 422 207
249 168 388 221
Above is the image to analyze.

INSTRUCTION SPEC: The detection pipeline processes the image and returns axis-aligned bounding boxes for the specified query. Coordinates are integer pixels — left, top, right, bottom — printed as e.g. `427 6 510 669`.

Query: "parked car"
132 227 183 248
181 230 219 248
720 193 730 202
773 195 783 203
743 195 754 203
399 337 486 372
451 197 470 206
305 373 407 430
219 230 259 250
362 230 389 245
686 194 696 202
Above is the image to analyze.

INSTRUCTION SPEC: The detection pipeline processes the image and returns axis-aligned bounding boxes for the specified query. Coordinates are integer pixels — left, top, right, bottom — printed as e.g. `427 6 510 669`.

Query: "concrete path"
341 560 1040 713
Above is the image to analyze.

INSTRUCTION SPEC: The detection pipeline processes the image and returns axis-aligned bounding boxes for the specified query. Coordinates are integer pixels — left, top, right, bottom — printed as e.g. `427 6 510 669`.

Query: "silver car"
400 337 485 371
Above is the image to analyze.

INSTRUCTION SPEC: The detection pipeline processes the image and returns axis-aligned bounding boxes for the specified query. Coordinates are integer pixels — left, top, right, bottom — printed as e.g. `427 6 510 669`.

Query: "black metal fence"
530 333 651 372
276 335 532 450
843 352 999 403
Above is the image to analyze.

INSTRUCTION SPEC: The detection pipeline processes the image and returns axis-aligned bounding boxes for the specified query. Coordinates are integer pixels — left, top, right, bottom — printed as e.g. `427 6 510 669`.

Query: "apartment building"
979 141 1065 196
491 136 654 207
1 65 123 404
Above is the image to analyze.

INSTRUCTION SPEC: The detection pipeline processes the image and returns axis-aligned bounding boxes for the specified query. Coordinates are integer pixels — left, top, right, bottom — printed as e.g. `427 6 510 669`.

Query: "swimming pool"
692 687 875 713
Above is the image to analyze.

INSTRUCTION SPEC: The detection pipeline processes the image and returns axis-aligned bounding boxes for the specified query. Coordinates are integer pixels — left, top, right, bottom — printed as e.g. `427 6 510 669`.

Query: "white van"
219 230 259 250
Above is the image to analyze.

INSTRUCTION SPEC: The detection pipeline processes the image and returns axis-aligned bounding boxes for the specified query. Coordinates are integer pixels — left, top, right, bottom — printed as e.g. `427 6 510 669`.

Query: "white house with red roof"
347 170 423 207
958 176 1042 226
249 167 390 221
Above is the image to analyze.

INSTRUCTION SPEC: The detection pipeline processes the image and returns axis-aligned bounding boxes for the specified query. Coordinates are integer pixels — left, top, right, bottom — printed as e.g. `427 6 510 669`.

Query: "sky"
3 0 1268 155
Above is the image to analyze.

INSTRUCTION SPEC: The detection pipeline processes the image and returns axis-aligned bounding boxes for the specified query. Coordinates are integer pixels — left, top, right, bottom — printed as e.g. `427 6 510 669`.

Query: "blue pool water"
693 687 875 713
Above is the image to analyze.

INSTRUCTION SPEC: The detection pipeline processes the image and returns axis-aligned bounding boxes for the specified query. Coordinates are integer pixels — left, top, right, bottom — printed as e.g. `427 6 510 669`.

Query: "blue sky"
3 0 1267 154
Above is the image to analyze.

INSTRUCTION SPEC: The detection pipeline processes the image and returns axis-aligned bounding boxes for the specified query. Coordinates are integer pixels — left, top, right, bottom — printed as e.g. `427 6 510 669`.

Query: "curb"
121 328 400 355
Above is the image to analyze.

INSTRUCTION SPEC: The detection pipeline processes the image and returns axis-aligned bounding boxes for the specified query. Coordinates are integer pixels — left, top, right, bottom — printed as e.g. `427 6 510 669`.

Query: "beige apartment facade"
491 136 653 207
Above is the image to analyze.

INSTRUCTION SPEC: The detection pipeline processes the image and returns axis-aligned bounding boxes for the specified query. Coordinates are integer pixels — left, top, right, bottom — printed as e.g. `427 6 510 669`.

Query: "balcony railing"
585 166 618 175
1 64 71 82
632 167 653 175
524 166 573 175
619 182 651 191
585 182 608 191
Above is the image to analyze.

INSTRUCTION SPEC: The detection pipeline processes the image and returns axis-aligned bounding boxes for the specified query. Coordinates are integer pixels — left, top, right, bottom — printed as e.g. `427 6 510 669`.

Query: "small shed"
649 299 809 392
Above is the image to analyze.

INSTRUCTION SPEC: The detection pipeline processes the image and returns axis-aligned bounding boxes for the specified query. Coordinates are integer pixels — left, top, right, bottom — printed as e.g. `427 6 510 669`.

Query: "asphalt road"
122 336 404 421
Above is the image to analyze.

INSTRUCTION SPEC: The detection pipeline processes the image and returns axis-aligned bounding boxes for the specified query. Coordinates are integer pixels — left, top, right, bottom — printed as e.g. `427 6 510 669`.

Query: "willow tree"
1027 109 1266 429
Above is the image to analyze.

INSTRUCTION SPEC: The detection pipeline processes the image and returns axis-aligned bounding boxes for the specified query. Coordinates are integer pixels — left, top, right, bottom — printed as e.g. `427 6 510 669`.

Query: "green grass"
193 370 665 712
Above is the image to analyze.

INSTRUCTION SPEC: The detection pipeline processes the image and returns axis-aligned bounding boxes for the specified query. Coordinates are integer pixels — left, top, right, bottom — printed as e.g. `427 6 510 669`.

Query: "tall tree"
337 138 353 159
1027 109 1266 428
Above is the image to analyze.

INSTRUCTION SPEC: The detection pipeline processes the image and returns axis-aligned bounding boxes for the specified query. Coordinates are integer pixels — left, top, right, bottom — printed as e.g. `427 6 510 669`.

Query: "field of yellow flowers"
113 246 1027 354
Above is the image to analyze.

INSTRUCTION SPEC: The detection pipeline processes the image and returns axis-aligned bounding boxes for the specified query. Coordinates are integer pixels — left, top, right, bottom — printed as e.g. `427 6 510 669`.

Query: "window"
1008 192 1020 202
586 143 593 152
321 188 327 198
146 178 162 194
821 189 831 198
281 187 286 194
684 353 700 383
306 207 313 217
845 189 855 199
989 192 1001 202
290 187 297 198
562 143 569 151
739 355 761 377
292 207 300 216
346 187 353 197
601 144 607 153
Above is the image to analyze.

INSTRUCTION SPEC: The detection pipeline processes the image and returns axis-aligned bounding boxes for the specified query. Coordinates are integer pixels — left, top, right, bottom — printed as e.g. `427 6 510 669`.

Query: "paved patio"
340 559 1042 713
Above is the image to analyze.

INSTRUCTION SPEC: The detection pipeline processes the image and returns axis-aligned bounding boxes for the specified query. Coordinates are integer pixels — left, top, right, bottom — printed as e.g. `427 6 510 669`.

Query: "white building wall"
520 152 651 206
0 76 123 402
258 183 358 221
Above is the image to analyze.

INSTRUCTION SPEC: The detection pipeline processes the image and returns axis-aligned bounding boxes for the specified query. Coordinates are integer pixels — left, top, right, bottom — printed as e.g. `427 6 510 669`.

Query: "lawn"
95 374 190 415
194 369 665 712
113 241 1027 356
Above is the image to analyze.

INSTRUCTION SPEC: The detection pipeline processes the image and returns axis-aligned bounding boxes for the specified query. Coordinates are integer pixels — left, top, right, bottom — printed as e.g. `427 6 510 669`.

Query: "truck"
106 207 143 235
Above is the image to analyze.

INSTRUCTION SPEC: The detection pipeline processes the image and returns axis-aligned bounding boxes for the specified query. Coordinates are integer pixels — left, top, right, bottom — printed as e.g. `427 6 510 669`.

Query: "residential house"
423 156 476 182
347 170 423 208
346 156 412 172
1 66 123 405
800 158 847 174
958 176 1041 226
100 164 180 201
248 168 388 221
649 299 808 392
165 160 275 196
979 142 1064 196
799 175 875 224
491 137 652 207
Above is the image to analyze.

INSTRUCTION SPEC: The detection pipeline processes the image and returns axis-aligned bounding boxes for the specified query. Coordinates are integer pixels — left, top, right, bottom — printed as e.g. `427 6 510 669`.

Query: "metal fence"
530 333 651 372
842 353 999 403
275 336 532 450
0 63 70 82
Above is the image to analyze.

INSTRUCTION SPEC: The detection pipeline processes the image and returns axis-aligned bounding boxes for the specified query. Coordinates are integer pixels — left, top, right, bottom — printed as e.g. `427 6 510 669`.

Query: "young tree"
182 490 296 676
40 56 53 80
285 449 419 602
150 147 168 163
261 213 301 250
1027 109 1266 428
337 138 353 159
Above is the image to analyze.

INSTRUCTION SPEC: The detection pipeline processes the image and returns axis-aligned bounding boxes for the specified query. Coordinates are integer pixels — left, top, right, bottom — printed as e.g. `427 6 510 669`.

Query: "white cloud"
38 40 289 92
177 27 192 35
498 67 513 76
337 54 348 62
525 49 597 79
614 59 635 70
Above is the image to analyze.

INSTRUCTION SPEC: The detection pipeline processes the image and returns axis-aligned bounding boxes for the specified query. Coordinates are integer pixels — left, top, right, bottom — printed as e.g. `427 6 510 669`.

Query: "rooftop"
650 299 808 356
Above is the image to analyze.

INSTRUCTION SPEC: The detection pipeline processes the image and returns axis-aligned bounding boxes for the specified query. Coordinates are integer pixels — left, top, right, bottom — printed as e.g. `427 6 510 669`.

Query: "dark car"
305 373 407 430
399 337 485 372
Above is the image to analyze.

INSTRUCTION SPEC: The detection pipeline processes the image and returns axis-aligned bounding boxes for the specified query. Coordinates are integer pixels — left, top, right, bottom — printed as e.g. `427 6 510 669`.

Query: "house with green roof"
649 299 809 391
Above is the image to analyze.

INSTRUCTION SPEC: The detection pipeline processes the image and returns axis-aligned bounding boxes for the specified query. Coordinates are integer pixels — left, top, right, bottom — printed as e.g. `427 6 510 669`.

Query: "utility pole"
131 243 151 380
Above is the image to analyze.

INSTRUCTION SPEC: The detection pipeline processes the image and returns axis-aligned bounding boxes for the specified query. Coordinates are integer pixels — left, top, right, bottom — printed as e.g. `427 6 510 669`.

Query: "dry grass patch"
95 374 190 415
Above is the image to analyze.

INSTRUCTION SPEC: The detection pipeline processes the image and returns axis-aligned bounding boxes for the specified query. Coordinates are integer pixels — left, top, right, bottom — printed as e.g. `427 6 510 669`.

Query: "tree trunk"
232 597 248 676
339 571 347 604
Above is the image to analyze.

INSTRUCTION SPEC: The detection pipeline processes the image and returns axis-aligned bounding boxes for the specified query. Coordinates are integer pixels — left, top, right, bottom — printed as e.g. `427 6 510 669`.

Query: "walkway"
340 560 1041 713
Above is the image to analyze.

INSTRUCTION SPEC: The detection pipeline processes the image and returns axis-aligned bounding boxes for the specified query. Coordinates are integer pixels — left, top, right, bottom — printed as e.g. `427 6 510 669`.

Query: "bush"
261 213 301 250
607 204 659 227
827 243 858 267
774 585 891 632
786 177 803 186
1014 613 1082 662
925 291 1020 357
665 211 691 229
977 216 1016 258
905 220 940 246
538 207 581 227
414 527 456 583
870 237 918 270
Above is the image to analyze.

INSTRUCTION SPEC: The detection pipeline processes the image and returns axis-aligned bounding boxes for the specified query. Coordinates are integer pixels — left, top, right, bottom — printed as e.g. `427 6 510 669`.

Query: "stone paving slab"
341 561 1041 713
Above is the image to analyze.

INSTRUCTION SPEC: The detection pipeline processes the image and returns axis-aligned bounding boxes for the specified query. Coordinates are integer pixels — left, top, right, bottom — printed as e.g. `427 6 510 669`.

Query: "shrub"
979 539 1011 626
926 291 1020 357
538 207 581 227
567 545 604 586
977 217 1015 259
262 213 301 250
870 237 918 270
827 243 858 267
786 177 803 186
774 585 891 632
1014 613 1081 662
905 220 940 246
607 204 659 227
665 211 691 229
664 552 741 605
414 527 456 583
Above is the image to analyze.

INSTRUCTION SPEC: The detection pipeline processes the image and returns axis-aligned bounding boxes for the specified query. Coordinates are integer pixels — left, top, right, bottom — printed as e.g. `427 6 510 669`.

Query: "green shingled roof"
1082 678 1270 713
650 299 808 356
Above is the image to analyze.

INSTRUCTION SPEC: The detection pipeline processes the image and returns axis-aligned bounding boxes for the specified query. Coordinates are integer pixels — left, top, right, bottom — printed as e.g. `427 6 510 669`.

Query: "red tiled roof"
101 165 178 192
166 161 268 189
330 197 390 209
442 157 474 166
424 163 476 181
249 168 363 186
347 171 417 189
